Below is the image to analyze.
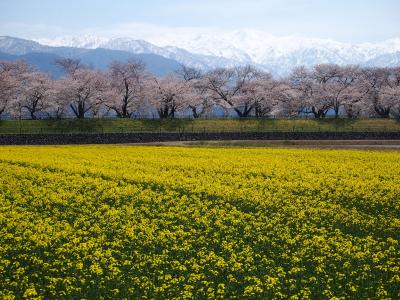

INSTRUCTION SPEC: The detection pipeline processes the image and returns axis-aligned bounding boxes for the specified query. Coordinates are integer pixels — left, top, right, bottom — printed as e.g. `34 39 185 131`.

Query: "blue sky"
0 0 399 42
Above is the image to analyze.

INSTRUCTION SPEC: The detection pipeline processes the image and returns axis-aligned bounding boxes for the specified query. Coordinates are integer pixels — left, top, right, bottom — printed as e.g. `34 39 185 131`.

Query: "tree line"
0 58 399 120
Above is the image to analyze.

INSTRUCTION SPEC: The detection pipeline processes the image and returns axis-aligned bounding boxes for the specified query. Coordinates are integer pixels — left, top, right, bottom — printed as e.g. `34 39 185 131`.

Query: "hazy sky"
0 0 399 42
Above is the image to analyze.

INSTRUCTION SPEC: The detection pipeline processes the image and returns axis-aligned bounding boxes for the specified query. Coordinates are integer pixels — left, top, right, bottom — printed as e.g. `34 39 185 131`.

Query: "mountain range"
1 33 400 78
0 36 181 77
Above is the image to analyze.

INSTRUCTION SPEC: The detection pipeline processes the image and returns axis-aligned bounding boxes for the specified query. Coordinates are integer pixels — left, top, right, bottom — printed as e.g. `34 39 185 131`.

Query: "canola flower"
0 145 399 299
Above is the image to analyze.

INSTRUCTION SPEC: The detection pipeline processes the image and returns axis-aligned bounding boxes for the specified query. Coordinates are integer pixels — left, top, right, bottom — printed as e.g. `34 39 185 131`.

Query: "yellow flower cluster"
0 145 399 299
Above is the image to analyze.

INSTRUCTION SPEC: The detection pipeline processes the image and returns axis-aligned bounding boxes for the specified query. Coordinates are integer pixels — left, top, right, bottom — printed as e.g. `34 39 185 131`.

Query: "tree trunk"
374 106 390 118
234 104 254 118
29 100 38 120
191 107 199 119
334 106 340 118
114 110 123 118
71 102 86 119
312 107 326 119
158 105 170 119
121 96 129 118
30 111 37 120
255 102 270 118
311 107 319 118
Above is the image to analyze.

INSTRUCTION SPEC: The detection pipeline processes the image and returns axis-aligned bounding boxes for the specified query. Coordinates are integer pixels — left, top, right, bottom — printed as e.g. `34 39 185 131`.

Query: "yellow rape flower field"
0 145 399 299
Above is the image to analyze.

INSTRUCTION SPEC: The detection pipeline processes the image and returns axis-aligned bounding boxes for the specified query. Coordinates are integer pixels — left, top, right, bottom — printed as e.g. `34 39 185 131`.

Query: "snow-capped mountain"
36 35 243 70
34 32 400 76
1 32 400 77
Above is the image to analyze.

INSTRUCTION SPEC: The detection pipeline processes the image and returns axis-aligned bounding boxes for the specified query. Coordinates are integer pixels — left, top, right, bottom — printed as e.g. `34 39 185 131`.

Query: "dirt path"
131 140 400 150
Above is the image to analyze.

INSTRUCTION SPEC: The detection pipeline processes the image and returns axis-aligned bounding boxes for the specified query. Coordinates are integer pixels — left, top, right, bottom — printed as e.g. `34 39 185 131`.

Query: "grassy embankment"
0 118 399 134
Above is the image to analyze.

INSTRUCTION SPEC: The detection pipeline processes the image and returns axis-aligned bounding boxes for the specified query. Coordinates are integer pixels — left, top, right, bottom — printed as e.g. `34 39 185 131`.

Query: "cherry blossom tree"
144 75 190 119
176 65 203 82
360 67 393 118
381 67 400 118
288 65 359 118
47 80 69 119
16 72 54 119
105 60 147 118
341 70 371 118
201 65 261 117
188 82 215 118
56 68 108 119
241 73 292 118
289 66 331 118
55 58 84 76
0 60 29 118
177 66 214 118
318 65 362 118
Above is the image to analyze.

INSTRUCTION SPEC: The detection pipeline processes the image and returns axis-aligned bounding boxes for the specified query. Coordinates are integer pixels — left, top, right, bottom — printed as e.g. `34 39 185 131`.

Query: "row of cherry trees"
0 58 399 119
